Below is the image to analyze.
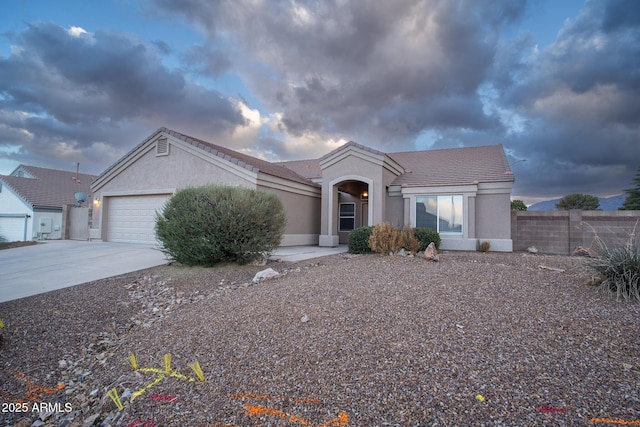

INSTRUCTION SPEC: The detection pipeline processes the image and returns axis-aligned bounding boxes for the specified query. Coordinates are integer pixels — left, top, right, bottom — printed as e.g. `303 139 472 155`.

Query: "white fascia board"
401 184 478 196
101 188 177 197
477 181 514 194
258 173 322 198
319 146 385 169
382 156 405 176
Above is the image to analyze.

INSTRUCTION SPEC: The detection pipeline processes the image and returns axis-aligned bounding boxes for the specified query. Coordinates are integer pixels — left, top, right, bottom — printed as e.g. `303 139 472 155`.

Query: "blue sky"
1 0 638 203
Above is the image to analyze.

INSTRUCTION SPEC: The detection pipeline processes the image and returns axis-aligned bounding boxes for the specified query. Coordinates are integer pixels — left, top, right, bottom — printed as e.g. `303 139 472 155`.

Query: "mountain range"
527 194 626 211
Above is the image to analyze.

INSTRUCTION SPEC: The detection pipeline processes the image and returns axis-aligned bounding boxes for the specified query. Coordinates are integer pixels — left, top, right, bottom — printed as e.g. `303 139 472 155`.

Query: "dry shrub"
479 241 491 252
368 223 420 255
400 226 420 253
369 222 402 255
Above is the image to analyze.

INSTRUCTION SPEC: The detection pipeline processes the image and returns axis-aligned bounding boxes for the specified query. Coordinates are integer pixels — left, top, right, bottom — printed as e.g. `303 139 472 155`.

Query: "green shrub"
587 236 640 301
369 222 402 255
413 228 441 251
155 185 286 266
348 226 374 254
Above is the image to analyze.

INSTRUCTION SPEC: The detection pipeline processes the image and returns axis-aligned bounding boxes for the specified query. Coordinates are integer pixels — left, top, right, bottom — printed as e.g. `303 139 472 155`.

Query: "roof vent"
156 138 169 156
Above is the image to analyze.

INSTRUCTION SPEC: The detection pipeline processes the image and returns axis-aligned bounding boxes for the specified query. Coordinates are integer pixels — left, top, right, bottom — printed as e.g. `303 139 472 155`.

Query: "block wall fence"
511 210 640 255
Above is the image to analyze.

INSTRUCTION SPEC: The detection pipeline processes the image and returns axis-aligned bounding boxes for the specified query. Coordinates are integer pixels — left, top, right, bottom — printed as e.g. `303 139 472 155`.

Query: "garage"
106 194 170 244
0 215 29 242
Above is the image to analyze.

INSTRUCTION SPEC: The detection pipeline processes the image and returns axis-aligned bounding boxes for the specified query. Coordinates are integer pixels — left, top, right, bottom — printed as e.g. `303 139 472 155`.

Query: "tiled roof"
162 128 318 187
1 165 96 209
276 159 322 180
319 140 386 161
280 144 513 186
388 144 514 187
93 128 319 188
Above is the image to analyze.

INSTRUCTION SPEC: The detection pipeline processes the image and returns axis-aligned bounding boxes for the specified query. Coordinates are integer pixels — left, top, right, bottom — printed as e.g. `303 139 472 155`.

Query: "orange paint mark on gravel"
591 418 640 425
243 404 311 425
13 370 64 403
318 411 349 427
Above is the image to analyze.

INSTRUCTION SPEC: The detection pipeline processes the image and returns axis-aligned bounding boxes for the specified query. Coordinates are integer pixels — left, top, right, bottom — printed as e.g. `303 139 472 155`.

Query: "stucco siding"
475 193 511 239
258 185 321 245
385 194 404 228
93 141 257 229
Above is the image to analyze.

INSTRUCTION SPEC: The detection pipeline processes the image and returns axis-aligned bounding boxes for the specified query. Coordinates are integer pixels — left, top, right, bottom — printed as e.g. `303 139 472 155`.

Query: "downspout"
0 213 31 241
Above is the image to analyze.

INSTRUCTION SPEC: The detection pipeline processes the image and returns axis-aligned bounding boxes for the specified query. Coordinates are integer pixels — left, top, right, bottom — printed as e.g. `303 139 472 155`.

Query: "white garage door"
106 194 170 244
0 216 27 242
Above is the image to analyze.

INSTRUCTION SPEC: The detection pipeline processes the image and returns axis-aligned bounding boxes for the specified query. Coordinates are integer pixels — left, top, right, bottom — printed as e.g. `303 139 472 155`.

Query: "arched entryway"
320 175 373 246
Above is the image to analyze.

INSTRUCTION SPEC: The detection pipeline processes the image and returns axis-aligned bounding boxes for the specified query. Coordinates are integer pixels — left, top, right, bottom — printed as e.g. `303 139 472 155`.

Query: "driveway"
0 240 168 303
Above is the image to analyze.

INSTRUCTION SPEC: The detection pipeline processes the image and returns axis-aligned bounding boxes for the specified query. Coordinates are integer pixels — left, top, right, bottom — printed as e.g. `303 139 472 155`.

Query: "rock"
252 268 280 283
396 248 406 257
11 419 31 427
300 314 309 323
424 242 439 261
572 246 599 258
82 413 100 427
527 246 538 254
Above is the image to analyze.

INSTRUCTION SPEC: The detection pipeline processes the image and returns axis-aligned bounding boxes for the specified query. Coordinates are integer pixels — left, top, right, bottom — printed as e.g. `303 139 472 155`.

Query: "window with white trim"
416 195 463 234
339 203 355 231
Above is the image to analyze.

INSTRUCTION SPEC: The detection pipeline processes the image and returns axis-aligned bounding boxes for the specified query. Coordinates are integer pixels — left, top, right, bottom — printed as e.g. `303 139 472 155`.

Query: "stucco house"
90 127 515 251
0 165 95 241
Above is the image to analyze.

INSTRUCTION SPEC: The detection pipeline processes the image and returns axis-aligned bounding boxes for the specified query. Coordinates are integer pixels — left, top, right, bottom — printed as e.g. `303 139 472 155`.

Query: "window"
416 195 463 234
339 203 355 231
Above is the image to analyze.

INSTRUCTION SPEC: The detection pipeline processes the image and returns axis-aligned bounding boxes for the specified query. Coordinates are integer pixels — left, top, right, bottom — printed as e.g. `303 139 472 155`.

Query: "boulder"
252 268 280 283
572 246 599 258
424 242 439 262
527 246 538 254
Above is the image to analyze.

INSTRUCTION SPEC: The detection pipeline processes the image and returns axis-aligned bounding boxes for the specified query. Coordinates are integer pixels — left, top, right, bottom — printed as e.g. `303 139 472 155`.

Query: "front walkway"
270 245 348 262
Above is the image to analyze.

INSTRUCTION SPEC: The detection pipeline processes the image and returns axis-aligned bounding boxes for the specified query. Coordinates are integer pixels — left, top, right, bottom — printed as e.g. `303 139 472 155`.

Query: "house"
90 127 515 251
0 165 96 241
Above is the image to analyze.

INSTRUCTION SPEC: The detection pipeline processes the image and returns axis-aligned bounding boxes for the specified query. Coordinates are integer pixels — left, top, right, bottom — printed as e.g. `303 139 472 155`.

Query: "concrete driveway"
0 240 168 303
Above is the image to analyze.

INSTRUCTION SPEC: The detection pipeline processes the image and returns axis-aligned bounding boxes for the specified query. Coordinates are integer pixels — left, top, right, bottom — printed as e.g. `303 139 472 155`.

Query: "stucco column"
319 184 339 247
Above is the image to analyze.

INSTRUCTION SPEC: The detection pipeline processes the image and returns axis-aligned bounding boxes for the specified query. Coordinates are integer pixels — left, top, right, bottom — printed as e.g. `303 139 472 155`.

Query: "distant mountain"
528 194 626 211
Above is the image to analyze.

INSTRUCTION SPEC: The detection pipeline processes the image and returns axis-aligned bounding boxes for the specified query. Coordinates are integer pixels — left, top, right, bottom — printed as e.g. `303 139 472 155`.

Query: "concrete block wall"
512 210 640 255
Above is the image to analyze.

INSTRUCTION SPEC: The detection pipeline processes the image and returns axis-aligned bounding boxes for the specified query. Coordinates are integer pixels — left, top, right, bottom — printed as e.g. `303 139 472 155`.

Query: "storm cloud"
1 0 638 201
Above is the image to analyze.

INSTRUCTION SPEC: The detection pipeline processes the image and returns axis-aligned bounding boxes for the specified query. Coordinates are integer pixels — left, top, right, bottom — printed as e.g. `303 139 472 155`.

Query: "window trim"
415 194 464 235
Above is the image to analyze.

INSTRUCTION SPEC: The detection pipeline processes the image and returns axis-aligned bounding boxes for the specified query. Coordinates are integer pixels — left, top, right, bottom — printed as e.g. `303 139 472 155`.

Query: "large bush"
413 227 441 251
348 226 374 254
155 185 286 266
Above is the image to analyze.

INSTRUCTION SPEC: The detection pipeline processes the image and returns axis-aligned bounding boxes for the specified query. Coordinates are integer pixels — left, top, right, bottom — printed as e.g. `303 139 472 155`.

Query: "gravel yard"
1 251 639 427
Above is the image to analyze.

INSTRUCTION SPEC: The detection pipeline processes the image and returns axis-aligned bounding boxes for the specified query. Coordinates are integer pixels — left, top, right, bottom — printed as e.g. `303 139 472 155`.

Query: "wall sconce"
93 197 101 207
361 191 368 200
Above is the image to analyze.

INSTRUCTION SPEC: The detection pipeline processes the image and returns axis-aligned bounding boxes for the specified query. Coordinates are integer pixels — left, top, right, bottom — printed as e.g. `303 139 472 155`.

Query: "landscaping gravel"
1 251 639 427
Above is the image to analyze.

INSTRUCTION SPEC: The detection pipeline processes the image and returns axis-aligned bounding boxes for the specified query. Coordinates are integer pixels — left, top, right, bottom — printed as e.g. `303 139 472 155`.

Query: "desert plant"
413 227 441 251
478 241 491 252
368 222 402 255
155 185 286 266
400 226 420 253
586 221 640 301
348 226 374 254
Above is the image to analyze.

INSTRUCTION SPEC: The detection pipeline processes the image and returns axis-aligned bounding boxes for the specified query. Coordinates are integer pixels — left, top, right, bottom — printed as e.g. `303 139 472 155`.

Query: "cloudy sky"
1 0 638 203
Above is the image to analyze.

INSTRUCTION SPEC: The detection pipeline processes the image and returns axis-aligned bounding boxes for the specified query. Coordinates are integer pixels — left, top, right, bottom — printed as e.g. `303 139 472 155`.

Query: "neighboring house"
90 127 515 251
0 165 96 241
